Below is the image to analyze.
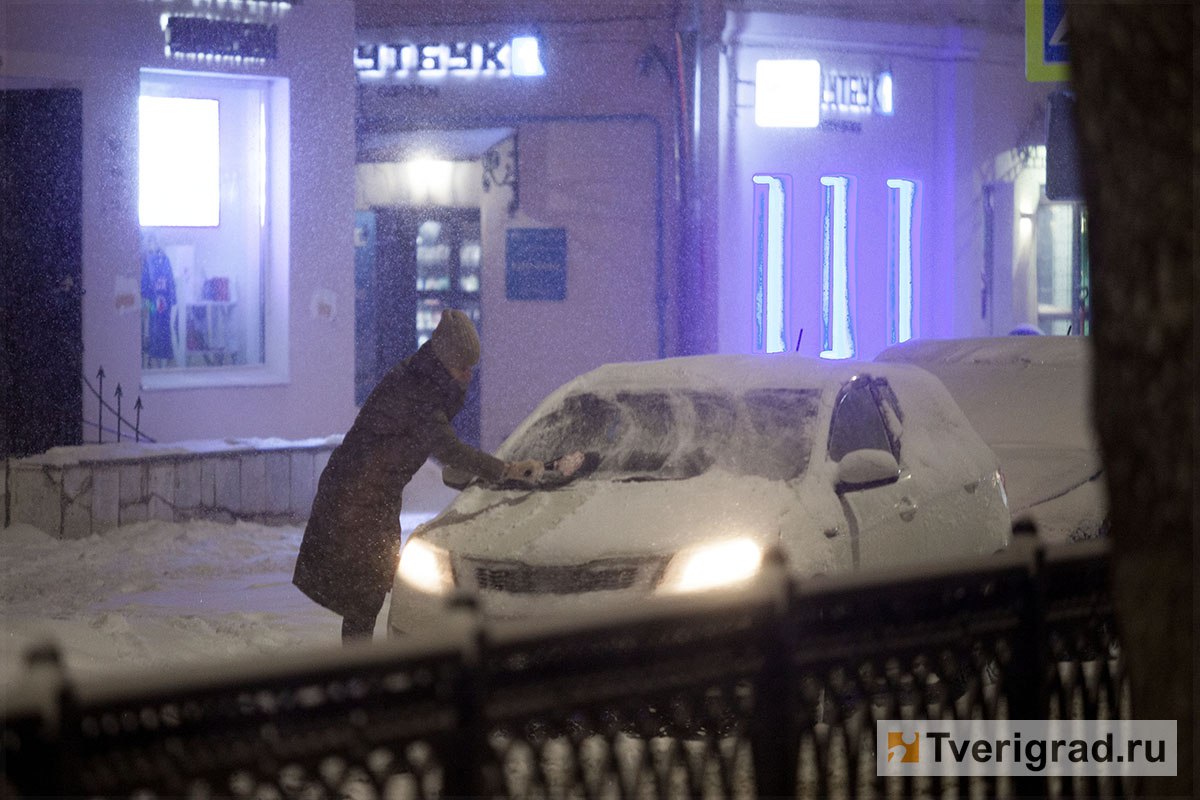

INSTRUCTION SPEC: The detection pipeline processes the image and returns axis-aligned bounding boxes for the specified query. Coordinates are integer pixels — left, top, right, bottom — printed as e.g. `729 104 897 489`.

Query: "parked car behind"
388 354 1010 636
876 336 1106 543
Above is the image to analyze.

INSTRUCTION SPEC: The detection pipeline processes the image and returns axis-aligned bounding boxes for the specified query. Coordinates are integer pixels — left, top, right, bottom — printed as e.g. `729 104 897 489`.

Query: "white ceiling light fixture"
408 155 452 188
755 59 821 128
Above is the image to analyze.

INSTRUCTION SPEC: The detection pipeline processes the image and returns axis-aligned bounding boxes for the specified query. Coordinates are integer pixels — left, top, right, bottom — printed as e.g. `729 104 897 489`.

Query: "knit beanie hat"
429 309 481 371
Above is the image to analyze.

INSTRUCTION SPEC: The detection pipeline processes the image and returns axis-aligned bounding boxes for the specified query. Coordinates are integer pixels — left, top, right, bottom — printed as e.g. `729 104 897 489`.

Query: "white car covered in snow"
388 354 1010 636
876 336 1107 543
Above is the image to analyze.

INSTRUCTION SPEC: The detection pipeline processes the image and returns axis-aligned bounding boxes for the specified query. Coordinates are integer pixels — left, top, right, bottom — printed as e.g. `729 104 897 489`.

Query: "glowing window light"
819 175 856 359
510 36 545 77
259 100 267 229
886 179 921 344
751 174 791 353
138 95 220 227
755 59 821 128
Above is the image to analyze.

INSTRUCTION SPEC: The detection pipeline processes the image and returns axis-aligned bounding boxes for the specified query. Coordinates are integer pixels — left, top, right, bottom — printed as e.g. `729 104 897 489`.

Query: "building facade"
706 8 1069 359
2 0 356 451
352 5 683 449
2 1 1074 453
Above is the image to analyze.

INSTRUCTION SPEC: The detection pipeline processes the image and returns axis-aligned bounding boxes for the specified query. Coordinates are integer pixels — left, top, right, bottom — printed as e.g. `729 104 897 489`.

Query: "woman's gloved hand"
552 450 587 477
502 459 545 484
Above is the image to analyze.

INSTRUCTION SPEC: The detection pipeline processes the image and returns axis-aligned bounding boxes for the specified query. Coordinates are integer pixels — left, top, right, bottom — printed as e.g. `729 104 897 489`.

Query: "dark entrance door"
358 207 483 448
0 89 84 458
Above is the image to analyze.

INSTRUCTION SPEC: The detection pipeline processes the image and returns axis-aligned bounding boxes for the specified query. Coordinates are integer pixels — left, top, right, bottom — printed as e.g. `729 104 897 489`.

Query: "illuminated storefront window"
139 70 287 380
886 178 921 345
139 96 220 227
820 175 856 359
751 174 791 353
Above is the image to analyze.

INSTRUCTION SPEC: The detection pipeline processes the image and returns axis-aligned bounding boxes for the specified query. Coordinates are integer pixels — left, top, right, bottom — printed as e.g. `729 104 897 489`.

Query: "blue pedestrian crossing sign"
1026 0 1070 82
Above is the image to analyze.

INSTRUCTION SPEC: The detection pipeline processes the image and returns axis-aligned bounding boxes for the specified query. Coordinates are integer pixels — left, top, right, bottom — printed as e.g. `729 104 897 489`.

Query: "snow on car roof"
876 335 1091 367
505 353 937 438
501 352 988 465
876 336 1096 450
533 352 922 398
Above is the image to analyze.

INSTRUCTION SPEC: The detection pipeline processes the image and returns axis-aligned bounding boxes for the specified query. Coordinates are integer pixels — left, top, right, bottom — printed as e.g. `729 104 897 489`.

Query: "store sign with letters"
821 69 893 117
355 35 545 79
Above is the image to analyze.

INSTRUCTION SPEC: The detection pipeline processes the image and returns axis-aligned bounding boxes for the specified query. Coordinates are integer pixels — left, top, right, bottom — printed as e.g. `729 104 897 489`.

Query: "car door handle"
897 496 917 522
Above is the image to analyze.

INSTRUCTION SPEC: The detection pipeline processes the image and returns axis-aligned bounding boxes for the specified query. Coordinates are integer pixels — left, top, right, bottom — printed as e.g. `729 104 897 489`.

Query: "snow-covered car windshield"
504 388 822 481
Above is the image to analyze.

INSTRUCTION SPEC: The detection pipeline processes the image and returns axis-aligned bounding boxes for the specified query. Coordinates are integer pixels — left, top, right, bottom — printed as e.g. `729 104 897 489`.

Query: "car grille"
464 557 662 594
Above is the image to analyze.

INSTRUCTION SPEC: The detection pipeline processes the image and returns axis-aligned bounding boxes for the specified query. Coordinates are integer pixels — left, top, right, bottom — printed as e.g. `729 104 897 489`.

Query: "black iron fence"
1 536 1123 798
83 367 155 444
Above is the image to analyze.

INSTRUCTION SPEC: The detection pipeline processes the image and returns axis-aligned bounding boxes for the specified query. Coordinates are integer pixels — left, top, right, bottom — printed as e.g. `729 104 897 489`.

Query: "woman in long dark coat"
293 310 543 643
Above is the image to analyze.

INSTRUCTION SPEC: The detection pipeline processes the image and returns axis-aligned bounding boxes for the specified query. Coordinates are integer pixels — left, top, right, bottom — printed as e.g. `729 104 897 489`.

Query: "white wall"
480 119 661 449
355 120 662 452
2 0 357 443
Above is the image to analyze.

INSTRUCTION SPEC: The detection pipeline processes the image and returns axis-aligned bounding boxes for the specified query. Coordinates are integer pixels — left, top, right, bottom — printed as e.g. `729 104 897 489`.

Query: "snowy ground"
0 460 458 690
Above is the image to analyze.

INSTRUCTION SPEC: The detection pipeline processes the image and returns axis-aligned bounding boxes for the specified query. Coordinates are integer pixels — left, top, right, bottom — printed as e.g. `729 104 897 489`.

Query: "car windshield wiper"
613 473 688 483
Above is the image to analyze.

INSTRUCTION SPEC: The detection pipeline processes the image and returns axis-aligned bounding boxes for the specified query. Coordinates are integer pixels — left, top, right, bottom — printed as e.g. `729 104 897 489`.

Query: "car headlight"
655 538 763 595
396 538 454 594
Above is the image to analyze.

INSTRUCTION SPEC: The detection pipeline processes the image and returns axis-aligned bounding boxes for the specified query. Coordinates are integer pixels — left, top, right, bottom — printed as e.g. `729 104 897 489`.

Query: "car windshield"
502 388 822 481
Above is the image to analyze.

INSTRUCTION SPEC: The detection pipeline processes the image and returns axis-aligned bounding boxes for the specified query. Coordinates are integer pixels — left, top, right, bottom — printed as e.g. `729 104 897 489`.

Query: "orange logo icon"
887 731 920 763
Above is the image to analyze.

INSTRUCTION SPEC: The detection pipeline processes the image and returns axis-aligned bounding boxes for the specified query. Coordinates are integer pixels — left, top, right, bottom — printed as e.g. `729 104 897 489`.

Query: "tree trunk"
1067 2 1195 795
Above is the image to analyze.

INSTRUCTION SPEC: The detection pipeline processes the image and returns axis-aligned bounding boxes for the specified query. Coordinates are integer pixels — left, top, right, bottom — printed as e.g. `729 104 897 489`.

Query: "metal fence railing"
1 535 1123 798
83 367 156 444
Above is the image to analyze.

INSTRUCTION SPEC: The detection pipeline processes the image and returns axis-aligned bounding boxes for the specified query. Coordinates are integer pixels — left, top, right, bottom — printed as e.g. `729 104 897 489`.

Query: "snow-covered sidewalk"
0 460 458 689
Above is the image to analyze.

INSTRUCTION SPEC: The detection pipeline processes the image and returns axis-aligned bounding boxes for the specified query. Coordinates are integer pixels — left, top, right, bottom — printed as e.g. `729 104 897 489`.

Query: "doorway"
356 207 483 448
1 89 84 458
1035 199 1089 335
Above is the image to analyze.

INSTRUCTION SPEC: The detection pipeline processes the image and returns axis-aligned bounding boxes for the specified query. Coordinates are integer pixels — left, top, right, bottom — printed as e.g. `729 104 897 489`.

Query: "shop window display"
139 70 279 372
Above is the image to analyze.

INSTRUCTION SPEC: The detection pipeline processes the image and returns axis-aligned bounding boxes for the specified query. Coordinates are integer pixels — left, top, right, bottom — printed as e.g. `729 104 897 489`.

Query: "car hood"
414 469 813 565
990 442 1104 514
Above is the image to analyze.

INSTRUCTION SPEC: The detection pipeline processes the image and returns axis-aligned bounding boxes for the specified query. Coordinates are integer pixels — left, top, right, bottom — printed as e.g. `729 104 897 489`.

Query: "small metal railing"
83 367 156 444
1 536 1123 798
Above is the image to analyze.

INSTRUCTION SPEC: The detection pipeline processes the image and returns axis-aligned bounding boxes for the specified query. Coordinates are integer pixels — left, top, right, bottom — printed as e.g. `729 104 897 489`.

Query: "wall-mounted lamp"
406 156 453 205
409 156 451 186
482 137 519 215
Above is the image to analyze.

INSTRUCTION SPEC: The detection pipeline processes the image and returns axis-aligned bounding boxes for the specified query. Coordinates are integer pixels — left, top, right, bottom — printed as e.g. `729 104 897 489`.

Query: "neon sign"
820 69 895 117
822 71 871 114
355 36 545 79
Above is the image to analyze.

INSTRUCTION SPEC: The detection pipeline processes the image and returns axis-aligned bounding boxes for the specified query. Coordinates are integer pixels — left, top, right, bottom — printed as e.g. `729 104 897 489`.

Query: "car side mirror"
836 449 900 492
442 466 475 491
